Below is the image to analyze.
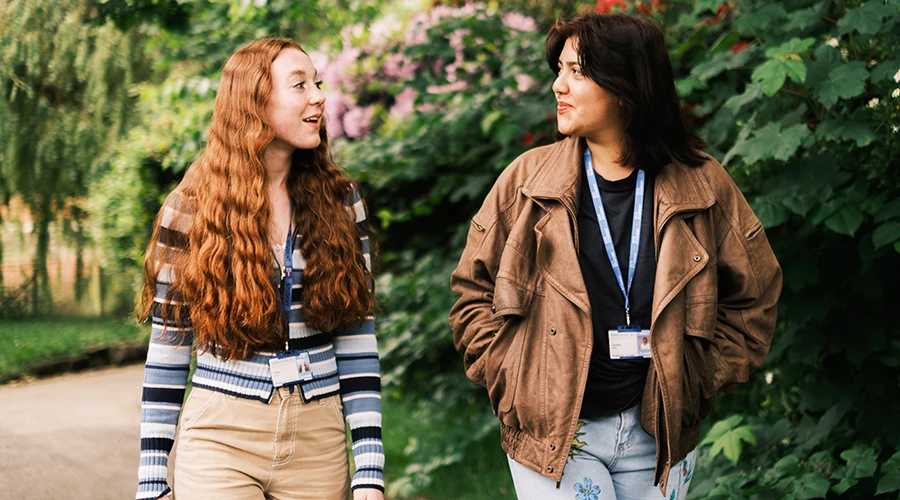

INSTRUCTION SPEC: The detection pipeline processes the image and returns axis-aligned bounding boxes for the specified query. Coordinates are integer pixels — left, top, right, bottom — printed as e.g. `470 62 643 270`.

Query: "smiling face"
552 37 623 142
265 48 325 152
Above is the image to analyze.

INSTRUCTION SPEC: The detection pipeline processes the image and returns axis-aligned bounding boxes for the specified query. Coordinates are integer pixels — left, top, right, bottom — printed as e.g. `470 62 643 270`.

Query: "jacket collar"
521 136 716 224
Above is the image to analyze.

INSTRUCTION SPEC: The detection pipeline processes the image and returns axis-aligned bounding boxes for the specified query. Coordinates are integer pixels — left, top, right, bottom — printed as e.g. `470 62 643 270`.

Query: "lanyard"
583 148 645 326
281 200 295 349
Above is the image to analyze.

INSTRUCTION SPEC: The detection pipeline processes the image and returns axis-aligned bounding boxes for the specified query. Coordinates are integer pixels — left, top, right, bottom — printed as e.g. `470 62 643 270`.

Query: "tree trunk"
31 197 52 314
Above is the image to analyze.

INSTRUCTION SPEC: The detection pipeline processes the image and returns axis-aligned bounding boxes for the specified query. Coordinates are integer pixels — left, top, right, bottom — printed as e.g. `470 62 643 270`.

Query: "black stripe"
158 226 188 249
335 354 378 361
194 365 270 384
137 479 169 486
350 426 382 441
142 387 185 405
145 364 190 372
351 485 385 493
291 286 302 303
151 303 191 327
340 376 380 394
140 437 174 454
354 467 384 473
287 333 332 351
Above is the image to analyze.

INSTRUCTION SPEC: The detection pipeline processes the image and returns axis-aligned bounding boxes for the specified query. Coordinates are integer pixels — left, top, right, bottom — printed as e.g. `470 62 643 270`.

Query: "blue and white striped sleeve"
136 200 193 500
332 186 385 492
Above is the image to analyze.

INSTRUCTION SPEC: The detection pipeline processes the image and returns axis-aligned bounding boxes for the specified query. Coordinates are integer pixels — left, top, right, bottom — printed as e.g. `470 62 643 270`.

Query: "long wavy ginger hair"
139 38 373 360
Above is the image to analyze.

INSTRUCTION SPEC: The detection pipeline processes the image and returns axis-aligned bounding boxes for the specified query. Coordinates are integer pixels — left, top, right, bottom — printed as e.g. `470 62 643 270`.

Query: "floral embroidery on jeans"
568 421 588 462
682 458 693 484
573 477 600 500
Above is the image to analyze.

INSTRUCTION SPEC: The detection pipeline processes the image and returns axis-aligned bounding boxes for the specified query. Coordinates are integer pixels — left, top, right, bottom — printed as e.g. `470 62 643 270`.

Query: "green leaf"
832 478 858 494
751 40 813 95
724 83 763 112
806 46 843 88
734 4 788 32
786 8 823 30
813 62 869 108
795 472 831 499
480 110 504 136
700 414 744 446
838 1 897 35
752 59 790 96
765 37 816 58
870 58 899 82
875 199 900 223
713 426 757 464
726 123 811 164
815 119 876 147
840 446 878 479
676 77 708 97
873 222 900 248
877 452 900 494
691 50 732 82
752 197 791 227
877 472 900 495
825 206 864 236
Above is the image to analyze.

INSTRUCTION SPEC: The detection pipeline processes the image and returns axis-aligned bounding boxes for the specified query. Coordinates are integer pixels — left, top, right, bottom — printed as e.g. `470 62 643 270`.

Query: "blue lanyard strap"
583 148 645 326
281 200 294 347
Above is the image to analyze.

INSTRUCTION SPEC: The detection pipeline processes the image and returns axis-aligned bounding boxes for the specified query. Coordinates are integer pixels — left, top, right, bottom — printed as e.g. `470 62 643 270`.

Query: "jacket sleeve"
448 185 509 388
136 200 193 500
332 186 384 492
713 186 782 394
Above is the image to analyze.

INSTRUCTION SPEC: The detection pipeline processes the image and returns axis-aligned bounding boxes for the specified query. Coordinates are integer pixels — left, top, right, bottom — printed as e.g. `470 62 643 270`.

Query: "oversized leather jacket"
449 137 781 493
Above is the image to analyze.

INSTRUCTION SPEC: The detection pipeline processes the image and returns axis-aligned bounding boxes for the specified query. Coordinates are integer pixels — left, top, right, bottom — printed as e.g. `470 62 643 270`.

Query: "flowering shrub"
320 4 556 495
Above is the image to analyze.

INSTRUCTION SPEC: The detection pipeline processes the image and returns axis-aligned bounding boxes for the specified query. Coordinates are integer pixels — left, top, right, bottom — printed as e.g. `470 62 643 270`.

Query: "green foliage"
0 0 145 309
0 316 149 382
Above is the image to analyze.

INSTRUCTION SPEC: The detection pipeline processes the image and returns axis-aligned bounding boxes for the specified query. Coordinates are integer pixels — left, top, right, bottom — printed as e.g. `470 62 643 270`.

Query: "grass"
0 315 149 382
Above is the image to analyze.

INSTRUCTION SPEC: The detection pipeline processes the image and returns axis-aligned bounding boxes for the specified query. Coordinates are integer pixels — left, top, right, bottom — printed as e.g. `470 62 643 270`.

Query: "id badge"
608 325 652 360
269 350 313 387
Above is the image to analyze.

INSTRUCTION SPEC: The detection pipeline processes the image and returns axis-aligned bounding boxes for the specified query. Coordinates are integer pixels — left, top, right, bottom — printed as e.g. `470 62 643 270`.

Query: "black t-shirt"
577 166 656 418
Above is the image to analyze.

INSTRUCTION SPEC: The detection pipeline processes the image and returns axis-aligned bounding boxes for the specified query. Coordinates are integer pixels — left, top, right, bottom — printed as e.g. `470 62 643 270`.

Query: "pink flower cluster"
313 4 540 139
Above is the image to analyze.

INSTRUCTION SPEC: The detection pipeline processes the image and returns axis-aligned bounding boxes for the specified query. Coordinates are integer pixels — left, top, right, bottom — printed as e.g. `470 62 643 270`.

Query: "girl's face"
265 48 326 151
552 37 623 142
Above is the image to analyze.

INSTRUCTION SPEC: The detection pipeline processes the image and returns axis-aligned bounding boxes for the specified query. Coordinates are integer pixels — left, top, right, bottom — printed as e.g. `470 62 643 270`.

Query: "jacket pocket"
682 299 718 427
483 276 532 421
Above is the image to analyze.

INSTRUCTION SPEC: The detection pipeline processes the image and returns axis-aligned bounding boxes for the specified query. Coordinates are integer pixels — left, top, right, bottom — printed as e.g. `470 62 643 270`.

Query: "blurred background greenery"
1 0 899 498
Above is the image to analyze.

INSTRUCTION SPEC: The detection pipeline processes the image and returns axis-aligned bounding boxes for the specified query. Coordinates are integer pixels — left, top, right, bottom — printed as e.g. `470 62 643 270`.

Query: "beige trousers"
172 386 350 500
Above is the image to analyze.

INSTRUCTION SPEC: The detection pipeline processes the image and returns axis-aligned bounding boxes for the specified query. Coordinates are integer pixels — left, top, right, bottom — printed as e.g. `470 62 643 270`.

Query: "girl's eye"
315 81 323 89
293 81 306 89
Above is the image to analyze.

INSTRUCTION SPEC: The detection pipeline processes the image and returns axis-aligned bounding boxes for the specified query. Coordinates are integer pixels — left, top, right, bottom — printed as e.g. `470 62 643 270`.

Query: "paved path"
0 364 153 500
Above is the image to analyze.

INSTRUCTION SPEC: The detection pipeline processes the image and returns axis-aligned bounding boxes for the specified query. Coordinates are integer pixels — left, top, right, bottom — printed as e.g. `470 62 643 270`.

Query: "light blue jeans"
507 403 696 500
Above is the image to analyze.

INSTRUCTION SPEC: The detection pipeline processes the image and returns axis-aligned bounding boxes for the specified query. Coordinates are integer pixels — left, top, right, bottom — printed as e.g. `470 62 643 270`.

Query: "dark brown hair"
547 13 707 172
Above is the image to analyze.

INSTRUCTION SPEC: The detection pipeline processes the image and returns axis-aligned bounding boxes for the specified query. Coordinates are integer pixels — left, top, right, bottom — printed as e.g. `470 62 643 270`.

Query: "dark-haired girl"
450 13 781 499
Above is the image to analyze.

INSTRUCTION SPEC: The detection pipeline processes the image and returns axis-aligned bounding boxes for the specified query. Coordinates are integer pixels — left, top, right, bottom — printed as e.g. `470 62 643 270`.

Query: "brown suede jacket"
449 136 781 494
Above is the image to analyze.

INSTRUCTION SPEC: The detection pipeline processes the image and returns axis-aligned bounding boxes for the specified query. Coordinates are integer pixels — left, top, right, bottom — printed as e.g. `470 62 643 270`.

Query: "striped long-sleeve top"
136 187 384 500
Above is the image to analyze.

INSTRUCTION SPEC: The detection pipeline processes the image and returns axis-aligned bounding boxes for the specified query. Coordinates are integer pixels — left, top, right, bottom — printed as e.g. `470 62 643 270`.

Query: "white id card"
269 352 313 387
608 326 652 359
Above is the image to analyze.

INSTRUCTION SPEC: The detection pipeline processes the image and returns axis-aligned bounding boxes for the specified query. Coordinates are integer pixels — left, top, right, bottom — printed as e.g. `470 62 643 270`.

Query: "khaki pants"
172 387 350 500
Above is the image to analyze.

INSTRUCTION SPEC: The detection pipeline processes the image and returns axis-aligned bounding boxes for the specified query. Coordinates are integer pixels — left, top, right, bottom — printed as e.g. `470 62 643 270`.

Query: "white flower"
868 60 878 68
893 88 900 98
765 372 774 384
868 98 879 108
893 125 899 134
841 48 849 61
826 37 839 48
895 68 900 83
